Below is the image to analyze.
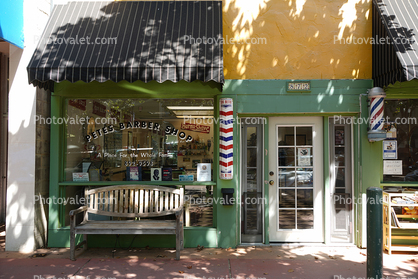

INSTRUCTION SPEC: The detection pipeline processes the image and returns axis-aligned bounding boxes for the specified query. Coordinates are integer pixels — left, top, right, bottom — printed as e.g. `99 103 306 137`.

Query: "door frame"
328 117 355 244
268 116 324 242
239 117 265 244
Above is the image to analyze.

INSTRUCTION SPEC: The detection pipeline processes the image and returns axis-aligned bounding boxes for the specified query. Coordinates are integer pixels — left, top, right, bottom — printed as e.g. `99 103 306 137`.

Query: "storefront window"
64 98 214 182
384 100 418 182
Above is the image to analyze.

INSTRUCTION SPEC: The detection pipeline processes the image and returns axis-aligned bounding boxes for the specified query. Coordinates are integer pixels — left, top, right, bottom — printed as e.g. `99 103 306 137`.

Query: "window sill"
59 181 217 186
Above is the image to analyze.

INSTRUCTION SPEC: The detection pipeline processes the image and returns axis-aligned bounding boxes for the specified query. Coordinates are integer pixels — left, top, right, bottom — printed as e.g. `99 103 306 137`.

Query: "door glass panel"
335 168 345 188
247 148 257 167
247 127 257 146
335 128 345 145
247 168 257 192
279 147 295 166
279 189 295 208
335 147 345 166
278 127 294 145
296 127 312 145
297 189 313 208
278 168 295 187
246 209 258 230
241 122 263 243
297 210 314 229
330 121 352 243
296 168 313 187
279 210 295 229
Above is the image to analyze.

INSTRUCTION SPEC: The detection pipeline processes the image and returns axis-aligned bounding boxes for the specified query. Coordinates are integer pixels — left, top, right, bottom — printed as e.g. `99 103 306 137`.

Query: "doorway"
268 117 323 242
240 120 263 243
329 119 353 243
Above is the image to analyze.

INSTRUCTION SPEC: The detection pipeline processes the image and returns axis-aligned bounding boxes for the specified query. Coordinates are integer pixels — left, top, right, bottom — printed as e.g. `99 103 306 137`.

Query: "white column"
5 0 50 252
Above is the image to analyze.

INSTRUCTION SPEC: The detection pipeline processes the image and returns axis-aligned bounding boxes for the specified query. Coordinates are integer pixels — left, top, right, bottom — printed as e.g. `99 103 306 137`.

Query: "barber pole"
367 87 387 142
219 98 233 180
368 87 386 131
370 97 384 130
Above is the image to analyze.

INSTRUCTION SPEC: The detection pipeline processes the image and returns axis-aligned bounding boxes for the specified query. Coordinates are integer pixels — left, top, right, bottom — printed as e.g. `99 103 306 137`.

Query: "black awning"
373 0 418 87
27 1 224 90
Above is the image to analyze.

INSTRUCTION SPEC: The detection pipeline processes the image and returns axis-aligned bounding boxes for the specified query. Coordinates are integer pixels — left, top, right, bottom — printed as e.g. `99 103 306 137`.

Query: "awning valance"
373 0 418 87
27 1 224 90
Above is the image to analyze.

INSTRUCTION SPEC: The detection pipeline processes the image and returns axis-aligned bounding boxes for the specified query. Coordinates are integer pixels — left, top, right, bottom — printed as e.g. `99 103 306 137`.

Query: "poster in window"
197 163 211 181
298 147 311 166
383 140 397 159
151 168 162 181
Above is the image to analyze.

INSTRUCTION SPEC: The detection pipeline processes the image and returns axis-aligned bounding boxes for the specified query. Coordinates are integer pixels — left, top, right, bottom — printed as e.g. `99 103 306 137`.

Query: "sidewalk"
0 245 417 279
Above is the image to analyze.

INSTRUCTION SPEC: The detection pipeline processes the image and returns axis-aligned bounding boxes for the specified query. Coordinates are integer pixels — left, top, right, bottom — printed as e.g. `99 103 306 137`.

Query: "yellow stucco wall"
223 0 372 80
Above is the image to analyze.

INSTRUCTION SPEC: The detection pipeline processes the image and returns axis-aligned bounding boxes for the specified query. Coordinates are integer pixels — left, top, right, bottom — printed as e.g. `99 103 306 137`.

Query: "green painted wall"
223 79 373 246
225 79 372 114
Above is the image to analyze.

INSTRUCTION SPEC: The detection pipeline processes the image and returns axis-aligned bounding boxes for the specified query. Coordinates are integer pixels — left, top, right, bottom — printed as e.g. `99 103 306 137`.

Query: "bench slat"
134 189 139 213
145 189 149 213
155 190 159 213
139 189 144 213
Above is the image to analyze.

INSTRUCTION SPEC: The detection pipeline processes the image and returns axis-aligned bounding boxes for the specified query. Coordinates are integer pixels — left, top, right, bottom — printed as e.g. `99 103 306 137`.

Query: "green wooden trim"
237 113 358 117
264 117 269 245
59 181 217 186
49 95 62 233
54 80 222 98
323 116 330 244
380 182 418 187
224 79 373 95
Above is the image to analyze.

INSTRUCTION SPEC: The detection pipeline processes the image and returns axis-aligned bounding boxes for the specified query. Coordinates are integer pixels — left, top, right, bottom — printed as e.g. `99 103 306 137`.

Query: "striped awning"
373 0 418 87
27 1 224 90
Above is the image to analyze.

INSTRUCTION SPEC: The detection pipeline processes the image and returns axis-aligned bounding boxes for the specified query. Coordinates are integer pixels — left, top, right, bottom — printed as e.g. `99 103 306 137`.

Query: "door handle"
269 180 274 186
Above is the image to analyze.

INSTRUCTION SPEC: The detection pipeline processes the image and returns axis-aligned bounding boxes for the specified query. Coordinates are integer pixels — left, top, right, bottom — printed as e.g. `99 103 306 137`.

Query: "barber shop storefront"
26 0 418 251
27 1 228 249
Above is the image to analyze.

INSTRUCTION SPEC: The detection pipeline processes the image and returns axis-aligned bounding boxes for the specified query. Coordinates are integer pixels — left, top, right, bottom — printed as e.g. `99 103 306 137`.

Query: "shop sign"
287 81 311 92
383 140 397 159
85 121 194 143
69 99 86 110
383 160 402 175
181 122 210 134
93 101 106 117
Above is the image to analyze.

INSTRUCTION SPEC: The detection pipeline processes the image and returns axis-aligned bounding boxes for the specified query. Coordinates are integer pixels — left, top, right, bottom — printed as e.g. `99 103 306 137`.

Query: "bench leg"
176 223 181 260
83 234 88 252
181 225 184 251
70 230 76 261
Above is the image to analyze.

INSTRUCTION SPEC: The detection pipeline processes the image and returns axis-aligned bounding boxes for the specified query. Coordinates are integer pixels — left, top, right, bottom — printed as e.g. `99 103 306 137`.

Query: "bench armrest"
69 206 88 216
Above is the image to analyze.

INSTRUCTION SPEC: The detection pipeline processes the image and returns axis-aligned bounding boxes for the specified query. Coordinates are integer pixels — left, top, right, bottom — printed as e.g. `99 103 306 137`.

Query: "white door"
268 117 324 242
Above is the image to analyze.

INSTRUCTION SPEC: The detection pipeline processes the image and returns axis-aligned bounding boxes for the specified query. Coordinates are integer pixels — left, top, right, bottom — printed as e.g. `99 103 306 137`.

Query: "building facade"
5 0 418 252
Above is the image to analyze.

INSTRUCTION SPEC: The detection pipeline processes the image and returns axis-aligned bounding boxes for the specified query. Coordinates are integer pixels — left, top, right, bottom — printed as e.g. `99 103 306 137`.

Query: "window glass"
65 98 214 182
384 100 418 181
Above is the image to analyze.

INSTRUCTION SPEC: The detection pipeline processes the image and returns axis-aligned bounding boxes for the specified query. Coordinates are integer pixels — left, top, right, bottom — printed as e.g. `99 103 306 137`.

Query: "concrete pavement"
0 245 417 279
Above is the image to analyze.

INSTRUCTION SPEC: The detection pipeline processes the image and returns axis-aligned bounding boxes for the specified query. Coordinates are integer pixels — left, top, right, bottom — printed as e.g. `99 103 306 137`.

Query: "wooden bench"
69 185 184 260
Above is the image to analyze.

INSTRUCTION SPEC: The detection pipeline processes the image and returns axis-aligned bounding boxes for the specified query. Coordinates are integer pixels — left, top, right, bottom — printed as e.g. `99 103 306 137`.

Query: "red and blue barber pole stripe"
370 96 384 131
219 98 233 180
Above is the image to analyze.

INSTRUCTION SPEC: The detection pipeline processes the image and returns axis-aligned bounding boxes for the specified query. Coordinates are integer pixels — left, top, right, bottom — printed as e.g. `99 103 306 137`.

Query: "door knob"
269 180 274 185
